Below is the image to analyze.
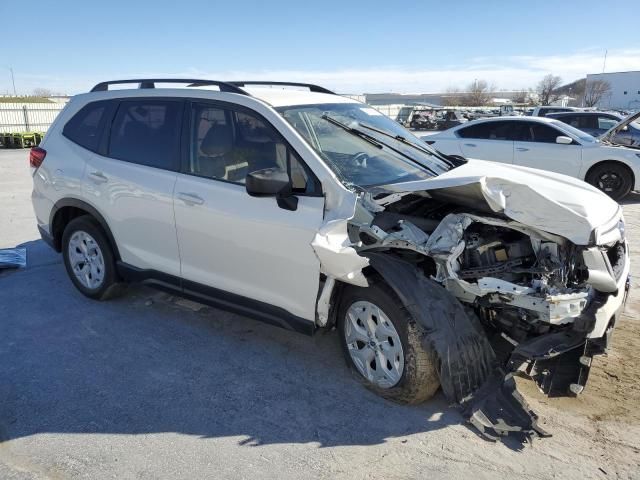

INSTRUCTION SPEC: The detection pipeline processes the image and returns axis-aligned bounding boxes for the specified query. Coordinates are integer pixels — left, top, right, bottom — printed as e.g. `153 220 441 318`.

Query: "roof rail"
89 79 248 94
228 81 335 95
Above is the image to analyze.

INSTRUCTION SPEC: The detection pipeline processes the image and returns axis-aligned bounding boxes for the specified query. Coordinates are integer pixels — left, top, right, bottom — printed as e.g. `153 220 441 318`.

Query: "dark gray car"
548 111 640 146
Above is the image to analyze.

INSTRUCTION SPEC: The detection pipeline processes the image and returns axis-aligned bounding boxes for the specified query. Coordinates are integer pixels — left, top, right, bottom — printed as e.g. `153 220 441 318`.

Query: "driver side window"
514 122 562 143
189 104 313 192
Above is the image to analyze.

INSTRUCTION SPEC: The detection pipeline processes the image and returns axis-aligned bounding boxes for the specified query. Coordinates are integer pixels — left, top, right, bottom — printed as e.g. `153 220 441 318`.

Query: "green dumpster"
11 133 24 148
21 133 36 147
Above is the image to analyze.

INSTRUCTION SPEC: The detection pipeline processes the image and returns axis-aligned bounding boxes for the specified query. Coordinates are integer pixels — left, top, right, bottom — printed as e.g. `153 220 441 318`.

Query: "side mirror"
556 135 573 145
245 168 298 211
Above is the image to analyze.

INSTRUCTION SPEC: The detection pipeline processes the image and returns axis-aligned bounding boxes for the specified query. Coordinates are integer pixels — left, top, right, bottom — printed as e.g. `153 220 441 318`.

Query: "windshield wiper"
358 122 459 169
321 114 439 176
321 114 384 149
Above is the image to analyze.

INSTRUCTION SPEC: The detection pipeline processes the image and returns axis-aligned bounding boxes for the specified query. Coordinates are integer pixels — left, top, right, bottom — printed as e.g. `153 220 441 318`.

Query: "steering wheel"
353 152 370 168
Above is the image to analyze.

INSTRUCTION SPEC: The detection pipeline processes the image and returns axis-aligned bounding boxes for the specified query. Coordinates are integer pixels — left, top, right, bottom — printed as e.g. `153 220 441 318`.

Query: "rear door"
82 98 183 276
512 121 582 177
172 101 325 323
455 121 514 164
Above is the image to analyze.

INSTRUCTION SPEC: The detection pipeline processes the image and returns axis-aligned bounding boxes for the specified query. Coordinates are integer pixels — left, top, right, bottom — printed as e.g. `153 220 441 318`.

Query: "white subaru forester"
31 80 630 439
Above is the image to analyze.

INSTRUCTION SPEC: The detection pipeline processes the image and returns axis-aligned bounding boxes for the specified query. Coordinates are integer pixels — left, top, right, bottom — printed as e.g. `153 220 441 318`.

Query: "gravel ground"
1 149 639 479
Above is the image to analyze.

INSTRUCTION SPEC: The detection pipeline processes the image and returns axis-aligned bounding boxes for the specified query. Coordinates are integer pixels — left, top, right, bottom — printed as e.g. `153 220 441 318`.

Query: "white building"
586 71 640 111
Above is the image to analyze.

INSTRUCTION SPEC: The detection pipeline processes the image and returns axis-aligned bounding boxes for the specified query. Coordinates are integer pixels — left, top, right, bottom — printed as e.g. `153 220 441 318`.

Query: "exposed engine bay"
350 192 615 341
314 187 629 441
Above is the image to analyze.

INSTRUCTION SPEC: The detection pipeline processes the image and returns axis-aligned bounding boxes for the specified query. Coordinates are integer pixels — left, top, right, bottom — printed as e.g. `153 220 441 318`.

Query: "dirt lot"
1 149 639 479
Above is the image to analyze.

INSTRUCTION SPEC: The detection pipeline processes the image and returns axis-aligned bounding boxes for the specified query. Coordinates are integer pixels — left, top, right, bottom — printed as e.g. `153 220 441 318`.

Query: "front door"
512 121 582 177
173 101 325 322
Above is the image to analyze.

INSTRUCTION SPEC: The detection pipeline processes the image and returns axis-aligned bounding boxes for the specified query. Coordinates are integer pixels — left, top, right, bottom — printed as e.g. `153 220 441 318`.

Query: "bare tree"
536 75 562 105
443 86 463 106
462 79 492 107
32 88 53 97
512 89 530 104
583 79 611 107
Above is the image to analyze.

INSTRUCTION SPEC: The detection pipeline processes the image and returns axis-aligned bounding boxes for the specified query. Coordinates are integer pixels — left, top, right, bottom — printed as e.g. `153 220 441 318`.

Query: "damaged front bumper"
509 253 630 397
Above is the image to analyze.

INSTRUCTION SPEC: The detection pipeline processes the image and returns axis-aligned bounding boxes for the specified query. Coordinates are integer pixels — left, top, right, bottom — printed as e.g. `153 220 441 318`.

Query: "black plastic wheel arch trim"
49 198 121 259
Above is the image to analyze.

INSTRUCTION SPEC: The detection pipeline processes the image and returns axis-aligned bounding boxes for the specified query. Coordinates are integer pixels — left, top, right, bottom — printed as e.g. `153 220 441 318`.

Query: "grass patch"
0 97 53 104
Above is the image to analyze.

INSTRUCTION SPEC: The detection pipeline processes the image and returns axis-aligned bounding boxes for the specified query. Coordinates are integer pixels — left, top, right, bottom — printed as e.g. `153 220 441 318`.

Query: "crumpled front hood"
376 159 622 245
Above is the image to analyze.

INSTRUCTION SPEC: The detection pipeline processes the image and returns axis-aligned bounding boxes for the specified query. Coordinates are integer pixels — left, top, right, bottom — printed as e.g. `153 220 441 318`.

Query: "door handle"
464 143 477 147
88 171 108 184
516 147 530 152
177 192 204 206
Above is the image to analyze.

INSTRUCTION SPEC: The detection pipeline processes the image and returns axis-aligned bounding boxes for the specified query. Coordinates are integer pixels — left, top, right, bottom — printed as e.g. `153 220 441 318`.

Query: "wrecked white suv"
31 80 630 440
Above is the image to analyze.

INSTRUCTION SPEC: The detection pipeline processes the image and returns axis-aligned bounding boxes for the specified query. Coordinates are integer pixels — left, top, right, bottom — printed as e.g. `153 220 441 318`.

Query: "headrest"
201 123 233 156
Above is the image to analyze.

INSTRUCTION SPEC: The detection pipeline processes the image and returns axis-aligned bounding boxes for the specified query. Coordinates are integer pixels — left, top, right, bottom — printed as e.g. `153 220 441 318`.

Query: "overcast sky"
2 0 639 95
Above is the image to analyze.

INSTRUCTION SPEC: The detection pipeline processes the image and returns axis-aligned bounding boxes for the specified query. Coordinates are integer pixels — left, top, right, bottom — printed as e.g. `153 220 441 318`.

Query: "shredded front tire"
337 281 440 404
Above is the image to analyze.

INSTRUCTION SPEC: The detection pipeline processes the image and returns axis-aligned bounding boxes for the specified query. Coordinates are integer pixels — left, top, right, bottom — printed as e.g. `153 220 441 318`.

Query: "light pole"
9 67 17 95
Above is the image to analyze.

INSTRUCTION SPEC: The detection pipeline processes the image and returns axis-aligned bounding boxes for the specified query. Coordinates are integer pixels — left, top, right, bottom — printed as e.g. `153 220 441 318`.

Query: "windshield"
276 103 450 188
550 120 597 143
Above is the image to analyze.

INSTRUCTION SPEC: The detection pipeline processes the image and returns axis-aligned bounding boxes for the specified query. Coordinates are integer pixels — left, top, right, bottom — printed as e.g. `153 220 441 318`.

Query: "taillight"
30 147 47 170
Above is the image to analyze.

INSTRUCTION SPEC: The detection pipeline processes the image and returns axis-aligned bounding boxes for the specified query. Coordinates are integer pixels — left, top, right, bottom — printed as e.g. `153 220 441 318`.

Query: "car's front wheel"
586 161 633 201
62 216 124 300
337 281 440 403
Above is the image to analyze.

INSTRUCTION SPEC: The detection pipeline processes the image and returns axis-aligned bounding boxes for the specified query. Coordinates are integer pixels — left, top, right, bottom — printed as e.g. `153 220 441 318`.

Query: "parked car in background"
548 111 640 147
531 106 580 117
547 111 622 136
434 109 467 130
409 110 437 130
424 116 640 199
600 111 640 149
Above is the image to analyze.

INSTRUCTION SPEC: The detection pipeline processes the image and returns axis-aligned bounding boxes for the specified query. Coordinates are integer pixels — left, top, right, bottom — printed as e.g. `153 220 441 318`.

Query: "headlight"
618 218 626 240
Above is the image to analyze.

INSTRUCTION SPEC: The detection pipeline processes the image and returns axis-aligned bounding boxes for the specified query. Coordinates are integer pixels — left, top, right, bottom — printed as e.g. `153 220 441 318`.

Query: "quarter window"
63 101 108 152
108 100 182 170
189 104 312 192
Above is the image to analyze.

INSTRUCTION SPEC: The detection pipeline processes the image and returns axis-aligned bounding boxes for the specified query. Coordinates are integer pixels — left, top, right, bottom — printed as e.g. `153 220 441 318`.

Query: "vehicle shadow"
1 239 482 450
621 191 640 205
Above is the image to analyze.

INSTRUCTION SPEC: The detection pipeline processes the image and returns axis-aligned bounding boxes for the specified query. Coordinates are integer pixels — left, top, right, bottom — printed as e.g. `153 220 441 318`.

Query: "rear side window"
457 121 512 140
575 115 597 130
63 101 107 152
108 100 182 170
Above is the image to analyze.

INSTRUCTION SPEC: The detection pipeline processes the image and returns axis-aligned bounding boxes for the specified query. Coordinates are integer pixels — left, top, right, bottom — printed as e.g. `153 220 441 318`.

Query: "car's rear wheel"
586 162 633 201
337 281 440 403
62 216 124 300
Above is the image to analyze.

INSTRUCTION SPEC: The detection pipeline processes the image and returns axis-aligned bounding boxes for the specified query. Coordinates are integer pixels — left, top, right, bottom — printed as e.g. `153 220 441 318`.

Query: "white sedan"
424 116 640 200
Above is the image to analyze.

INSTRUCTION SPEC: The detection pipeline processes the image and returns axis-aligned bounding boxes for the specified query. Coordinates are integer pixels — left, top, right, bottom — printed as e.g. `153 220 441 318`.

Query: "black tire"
586 161 633 201
337 281 440 404
61 215 124 300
